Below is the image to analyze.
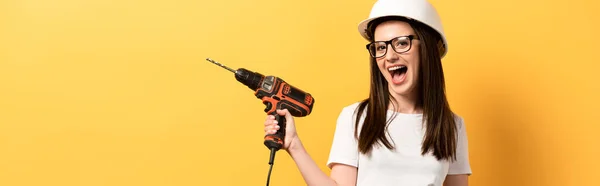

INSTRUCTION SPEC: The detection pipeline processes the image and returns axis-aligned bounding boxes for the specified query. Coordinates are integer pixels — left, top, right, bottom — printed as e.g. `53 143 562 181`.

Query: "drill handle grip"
264 110 286 151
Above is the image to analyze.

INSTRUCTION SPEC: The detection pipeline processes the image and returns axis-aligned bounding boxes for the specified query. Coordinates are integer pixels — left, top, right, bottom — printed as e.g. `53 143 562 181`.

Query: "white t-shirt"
326 102 472 186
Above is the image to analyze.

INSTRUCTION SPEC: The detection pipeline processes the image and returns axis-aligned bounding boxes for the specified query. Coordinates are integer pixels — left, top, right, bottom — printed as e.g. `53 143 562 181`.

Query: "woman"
263 0 472 185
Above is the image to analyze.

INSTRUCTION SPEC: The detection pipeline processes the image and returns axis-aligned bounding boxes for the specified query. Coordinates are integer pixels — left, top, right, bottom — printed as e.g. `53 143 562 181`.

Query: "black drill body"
234 68 314 152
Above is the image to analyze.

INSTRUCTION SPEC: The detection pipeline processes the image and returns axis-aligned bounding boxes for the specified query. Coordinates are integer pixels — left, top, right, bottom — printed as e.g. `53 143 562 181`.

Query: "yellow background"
1 0 599 185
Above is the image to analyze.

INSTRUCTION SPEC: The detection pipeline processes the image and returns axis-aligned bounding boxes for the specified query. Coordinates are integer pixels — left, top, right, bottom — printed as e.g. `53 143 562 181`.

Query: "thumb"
276 109 293 121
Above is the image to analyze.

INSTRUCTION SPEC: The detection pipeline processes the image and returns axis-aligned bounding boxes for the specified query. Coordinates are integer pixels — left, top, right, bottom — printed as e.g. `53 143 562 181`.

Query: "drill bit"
206 58 236 73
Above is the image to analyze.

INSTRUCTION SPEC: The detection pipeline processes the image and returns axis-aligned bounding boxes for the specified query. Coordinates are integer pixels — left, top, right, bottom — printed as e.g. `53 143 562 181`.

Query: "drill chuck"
234 68 264 91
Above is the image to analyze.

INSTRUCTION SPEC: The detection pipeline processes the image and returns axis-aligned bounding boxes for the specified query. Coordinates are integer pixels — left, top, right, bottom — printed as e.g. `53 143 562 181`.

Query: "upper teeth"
388 66 405 71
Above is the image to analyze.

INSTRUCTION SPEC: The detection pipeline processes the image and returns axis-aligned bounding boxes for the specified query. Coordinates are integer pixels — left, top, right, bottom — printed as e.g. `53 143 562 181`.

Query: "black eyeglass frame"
365 35 419 58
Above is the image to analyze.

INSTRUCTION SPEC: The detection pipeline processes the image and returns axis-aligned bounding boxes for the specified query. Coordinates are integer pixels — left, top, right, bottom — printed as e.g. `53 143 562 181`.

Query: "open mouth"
388 65 407 84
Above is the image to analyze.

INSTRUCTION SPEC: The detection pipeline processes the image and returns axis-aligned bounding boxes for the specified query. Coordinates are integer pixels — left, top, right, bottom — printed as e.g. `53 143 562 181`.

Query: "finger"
264 117 279 126
264 119 271 126
264 123 280 130
265 126 275 133
265 128 277 135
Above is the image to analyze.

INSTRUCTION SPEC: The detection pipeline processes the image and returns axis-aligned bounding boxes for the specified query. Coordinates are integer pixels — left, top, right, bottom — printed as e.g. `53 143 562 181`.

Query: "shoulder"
452 112 466 130
451 112 470 142
340 101 362 114
337 101 368 120
334 101 366 128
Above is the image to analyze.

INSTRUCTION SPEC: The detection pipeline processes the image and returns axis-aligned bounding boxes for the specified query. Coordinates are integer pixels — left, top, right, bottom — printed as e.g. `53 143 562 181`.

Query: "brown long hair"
354 16 458 161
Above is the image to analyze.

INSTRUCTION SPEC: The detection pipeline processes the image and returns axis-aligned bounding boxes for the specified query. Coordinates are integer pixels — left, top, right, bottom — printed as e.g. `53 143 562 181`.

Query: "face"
372 20 420 98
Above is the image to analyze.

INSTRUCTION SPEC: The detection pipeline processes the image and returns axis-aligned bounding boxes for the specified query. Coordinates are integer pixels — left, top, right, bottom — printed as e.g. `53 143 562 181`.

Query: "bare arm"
443 175 468 186
286 137 358 186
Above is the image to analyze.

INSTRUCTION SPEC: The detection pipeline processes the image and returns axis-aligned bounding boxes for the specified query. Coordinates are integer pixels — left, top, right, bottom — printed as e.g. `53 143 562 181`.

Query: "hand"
264 109 300 151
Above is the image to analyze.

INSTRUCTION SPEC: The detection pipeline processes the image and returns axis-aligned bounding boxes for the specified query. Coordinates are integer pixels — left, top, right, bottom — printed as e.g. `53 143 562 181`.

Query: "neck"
388 91 422 114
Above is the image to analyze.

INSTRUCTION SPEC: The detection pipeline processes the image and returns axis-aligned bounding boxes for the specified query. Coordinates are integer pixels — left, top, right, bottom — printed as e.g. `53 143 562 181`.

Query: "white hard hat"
358 0 448 58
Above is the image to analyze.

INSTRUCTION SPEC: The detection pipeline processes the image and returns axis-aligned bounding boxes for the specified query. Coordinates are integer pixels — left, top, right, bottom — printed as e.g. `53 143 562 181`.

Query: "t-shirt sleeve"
448 116 472 175
326 106 360 169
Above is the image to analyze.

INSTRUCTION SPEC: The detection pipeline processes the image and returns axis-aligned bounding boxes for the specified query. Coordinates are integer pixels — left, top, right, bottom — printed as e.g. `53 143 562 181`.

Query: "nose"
384 44 399 63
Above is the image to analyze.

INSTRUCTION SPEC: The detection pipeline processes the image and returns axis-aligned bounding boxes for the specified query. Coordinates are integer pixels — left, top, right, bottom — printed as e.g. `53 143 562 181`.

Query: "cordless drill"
205 58 315 185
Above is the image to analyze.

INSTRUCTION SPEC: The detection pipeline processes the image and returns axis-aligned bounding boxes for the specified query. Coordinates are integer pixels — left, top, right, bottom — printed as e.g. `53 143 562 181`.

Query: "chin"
388 81 415 96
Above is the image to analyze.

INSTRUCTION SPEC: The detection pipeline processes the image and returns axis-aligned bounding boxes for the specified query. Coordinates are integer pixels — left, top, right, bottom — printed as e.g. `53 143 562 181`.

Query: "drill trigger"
263 101 273 113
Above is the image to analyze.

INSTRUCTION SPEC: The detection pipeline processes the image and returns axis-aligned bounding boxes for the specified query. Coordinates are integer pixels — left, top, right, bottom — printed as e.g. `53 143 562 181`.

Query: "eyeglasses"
366 35 418 58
